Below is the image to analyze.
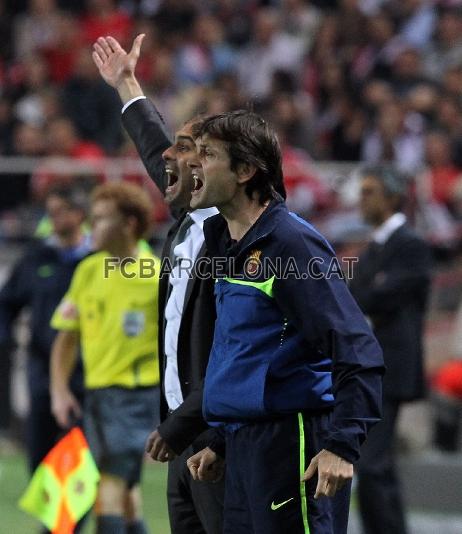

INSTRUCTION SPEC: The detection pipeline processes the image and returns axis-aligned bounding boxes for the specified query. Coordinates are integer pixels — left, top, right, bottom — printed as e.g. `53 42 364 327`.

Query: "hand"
145 429 177 462
187 447 225 483
51 389 82 429
302 449 353 498
92 34 145 89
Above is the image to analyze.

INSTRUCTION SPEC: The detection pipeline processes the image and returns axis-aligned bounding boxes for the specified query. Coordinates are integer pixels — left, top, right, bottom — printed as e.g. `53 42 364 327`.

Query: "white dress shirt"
164 208 218 410
372 212 406 245
121 95 147 114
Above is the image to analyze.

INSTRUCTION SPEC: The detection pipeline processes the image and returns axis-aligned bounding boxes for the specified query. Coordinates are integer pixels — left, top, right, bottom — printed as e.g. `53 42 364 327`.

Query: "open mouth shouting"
165 167 179 195
191 171 204 196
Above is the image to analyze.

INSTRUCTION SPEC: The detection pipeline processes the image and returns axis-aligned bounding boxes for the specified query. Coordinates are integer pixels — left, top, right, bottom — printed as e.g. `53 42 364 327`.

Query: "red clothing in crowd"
429 166 461 205
80 10 133 48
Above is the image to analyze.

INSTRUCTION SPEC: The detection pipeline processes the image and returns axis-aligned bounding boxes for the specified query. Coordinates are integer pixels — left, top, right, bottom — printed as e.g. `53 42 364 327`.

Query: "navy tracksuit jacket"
203 198 384 464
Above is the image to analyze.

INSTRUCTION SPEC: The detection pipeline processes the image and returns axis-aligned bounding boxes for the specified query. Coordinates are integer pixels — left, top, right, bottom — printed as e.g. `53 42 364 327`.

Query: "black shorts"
223 412 351 534
84 386 160 486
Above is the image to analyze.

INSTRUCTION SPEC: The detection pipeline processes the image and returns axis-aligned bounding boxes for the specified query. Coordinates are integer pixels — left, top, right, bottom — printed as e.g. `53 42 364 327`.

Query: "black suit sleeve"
351 236 432 315
157 382 210 455
121 98 172 196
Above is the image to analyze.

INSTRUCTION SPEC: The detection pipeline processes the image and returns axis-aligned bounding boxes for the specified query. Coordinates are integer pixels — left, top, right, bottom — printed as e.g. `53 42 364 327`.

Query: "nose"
187 152 200 169
162 145 174 161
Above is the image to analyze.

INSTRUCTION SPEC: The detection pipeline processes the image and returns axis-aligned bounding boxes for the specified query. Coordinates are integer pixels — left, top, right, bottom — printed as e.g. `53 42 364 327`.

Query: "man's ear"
125 215 139 238
236 162 257 184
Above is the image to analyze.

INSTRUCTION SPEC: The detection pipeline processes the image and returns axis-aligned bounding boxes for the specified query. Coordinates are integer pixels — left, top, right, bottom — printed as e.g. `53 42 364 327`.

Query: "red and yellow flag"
19 427 100 533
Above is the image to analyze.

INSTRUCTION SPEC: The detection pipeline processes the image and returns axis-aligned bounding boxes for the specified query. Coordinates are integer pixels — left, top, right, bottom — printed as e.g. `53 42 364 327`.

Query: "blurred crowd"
0 0 461 509
3 0 462 241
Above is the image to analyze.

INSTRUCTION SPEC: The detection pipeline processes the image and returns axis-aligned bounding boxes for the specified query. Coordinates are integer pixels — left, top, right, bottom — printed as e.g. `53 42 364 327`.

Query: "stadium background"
0 0 461 532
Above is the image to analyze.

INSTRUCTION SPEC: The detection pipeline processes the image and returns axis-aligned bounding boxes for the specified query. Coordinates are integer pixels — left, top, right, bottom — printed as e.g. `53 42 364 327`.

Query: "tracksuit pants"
223 412 351 534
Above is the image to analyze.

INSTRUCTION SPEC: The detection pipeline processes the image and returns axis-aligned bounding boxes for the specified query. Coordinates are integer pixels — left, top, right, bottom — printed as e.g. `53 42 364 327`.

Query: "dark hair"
359 164 408 212
194 110 286 203
46 184 89 213
183 113 209 131
91 182 153 239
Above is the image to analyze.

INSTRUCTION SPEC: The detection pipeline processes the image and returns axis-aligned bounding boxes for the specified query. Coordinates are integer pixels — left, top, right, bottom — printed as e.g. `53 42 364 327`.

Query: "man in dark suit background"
92 34 223 534
349 165 432 534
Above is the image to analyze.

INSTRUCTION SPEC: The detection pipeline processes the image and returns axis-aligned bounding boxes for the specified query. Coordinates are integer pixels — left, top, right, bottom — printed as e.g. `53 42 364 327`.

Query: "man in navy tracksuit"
0 186 89 474
186 111 385 534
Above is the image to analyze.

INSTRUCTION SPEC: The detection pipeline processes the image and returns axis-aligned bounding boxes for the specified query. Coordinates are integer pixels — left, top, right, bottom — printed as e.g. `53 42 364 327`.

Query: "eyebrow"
176 135 195 143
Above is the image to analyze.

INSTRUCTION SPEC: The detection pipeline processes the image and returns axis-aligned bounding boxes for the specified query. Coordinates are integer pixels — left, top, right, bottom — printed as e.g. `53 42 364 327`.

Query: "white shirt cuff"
121 95 147 114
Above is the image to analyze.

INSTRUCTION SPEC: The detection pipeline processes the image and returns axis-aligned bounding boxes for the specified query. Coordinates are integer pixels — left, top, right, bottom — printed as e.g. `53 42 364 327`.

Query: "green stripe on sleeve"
298 412 310 534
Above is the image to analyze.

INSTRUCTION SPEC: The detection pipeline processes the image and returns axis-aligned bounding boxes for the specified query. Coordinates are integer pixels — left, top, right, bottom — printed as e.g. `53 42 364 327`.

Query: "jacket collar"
204 196 286 259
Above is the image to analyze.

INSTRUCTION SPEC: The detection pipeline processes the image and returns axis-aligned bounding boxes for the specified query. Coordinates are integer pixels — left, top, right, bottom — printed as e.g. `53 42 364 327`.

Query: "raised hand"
92 34 145 90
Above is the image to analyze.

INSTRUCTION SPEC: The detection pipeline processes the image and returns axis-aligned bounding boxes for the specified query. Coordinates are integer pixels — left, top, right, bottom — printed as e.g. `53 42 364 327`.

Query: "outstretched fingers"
93 42 108 62
129 33 145 58
96 37 113 58
107 35 125 54
92 51 104 69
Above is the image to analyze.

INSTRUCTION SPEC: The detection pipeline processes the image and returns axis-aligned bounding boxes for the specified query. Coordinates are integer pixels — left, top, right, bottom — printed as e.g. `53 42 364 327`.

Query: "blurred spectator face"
274 95 298 124
46 118 78 155
437 12 462 47
320 60 344 93
377 102 404 139
425 132 452 167
149 49 174 89
443 66 462 95
407 84 437 115
134 20 158 52
392 48 421 79
23 55 49 90
362 80 394 111
13 123 45 155
359 175 395 226
161 122 198 209
282 0 303 9
73 47 99 80
313 15 338 56
271 94 304 141
254 9 280 45
54 12 81 49
215 72 240 96
392 0 421 17
192 14 224 47
367 14 394 46
203 90 232 114
86 0 114 14
341 0 359 11
91 197 131 251
46 193 85 238
29 0 56 15
436 96 462 133
0 99 11 124
40 89 62 122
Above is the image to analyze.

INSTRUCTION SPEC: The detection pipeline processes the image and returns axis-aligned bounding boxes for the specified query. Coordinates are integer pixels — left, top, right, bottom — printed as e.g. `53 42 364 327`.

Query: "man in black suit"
92 34 223 534
349 165 432 534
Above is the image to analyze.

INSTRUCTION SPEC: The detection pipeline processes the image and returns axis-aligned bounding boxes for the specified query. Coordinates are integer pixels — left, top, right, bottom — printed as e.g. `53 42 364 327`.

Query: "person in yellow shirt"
50 182 161 534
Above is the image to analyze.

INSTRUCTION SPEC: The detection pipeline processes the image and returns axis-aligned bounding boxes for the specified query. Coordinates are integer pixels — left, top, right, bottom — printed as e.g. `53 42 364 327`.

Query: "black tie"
169 213 194 266
165 214 194 305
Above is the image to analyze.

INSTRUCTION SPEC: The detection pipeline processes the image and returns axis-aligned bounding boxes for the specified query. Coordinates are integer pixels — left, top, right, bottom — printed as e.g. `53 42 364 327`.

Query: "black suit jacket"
349 223 432 401
122 98 216 453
